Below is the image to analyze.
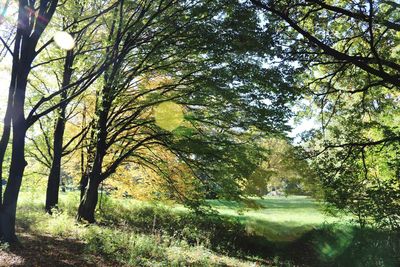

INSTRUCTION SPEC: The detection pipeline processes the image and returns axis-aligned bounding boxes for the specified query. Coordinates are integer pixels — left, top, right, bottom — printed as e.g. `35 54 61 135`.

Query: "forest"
0 0 399 266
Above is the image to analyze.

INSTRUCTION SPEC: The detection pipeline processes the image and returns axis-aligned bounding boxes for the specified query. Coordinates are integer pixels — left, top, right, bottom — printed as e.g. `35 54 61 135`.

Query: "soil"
0 232 120 267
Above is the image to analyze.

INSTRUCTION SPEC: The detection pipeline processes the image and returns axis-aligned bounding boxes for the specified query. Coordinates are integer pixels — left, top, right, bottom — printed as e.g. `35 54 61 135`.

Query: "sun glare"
53 31 75 50
154 101 184 131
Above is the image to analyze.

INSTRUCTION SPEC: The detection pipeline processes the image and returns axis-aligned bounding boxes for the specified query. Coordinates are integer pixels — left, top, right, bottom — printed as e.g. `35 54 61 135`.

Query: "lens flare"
154 101 184 131
53 31 75 50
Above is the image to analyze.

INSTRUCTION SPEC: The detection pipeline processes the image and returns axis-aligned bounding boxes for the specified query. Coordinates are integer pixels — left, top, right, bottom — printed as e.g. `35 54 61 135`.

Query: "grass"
207 196 346 242
8 191 400 266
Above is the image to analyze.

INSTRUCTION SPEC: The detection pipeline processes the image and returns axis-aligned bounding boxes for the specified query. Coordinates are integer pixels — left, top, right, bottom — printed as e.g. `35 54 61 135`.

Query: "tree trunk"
0 109 12 209
45 50 73 213
77 178 100 223
45 115 65 213
76 128 106 222
0 67 29 242
0 21 27 244
1 128 27 242
0 29 21 214
76 51 112 222
79 172 89 200
77 149 105 223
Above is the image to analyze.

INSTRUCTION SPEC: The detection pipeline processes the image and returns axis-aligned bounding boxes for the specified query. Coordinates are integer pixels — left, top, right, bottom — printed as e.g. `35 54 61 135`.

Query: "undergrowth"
13 192 400 267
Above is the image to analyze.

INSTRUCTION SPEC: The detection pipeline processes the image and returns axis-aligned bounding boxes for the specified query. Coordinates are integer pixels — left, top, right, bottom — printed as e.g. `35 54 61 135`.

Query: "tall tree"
0 0 59 243
43 0 114 213
0 0 118 242
76 0 296 222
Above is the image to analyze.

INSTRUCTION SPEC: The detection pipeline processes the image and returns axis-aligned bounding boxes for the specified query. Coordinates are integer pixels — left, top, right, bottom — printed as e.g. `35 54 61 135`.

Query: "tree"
77 0 210 222
307 94 400 229
0 0 59 243
249 0 400 87
24 0 124 214
0 0 118 242
42 0 112 213
76 0 297 222
249 0 400 228
243 137 317 196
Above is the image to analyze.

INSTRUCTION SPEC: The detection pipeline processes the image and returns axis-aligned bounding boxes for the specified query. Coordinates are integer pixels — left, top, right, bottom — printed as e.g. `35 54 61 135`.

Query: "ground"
0 232 118 267
0 193 398 266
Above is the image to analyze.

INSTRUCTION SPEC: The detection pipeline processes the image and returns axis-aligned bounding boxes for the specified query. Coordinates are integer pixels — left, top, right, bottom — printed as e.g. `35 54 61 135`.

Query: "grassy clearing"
207 196 345 242
7 192 400 266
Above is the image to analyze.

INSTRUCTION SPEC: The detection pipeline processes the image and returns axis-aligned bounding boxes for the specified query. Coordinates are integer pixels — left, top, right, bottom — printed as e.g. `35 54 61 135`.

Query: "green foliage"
40 0 299 212
314 143 400 230
83 227 255 266
243 137 319 197
297 225 400 267
303 71 400 229
0 241 9 251
245 0 400 231
270 0 400 230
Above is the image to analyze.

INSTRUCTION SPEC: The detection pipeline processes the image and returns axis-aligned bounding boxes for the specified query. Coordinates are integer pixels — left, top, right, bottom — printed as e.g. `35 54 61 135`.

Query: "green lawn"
208 196 347 242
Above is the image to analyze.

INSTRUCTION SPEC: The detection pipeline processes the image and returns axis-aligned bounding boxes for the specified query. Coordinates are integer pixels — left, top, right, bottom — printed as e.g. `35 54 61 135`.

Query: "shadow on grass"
7 233 112 267
98 200 400 266
236 224 400 267
208 196 320 210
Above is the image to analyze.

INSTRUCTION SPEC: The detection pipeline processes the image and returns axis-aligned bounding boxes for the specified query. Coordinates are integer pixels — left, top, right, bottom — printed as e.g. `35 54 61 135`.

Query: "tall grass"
13 192 400 266
15 192 260 266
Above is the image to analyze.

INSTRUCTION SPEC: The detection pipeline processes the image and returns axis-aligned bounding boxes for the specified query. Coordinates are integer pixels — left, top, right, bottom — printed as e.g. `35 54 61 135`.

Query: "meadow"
1 192 398 266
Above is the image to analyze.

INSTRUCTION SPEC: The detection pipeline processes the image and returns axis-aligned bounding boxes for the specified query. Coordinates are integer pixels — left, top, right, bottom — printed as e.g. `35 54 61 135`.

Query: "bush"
97 198 248 254
84 226 166 265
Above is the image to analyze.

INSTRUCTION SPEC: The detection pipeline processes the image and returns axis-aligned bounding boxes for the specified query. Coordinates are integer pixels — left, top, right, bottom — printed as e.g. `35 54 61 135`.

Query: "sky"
288 117 318 144
0 54 11 118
